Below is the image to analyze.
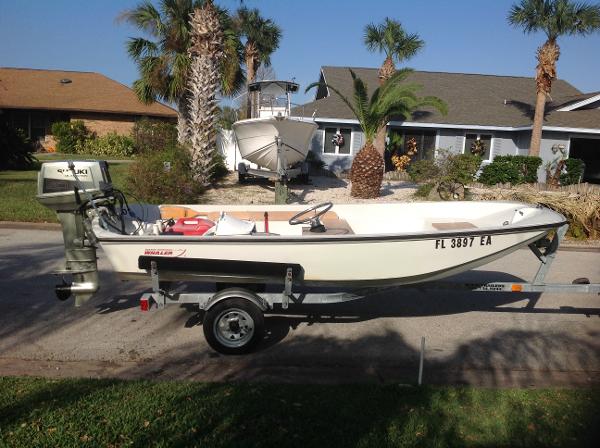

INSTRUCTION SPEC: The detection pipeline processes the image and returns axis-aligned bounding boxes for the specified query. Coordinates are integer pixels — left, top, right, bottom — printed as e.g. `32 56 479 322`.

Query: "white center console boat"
232 80 317 182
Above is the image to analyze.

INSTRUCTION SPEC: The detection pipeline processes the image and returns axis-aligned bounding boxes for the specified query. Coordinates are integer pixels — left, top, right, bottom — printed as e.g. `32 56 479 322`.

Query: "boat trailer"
139 224 599 354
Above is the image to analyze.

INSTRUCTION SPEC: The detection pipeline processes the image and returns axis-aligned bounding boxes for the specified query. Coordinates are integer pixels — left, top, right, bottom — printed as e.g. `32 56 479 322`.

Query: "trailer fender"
206 288 270 312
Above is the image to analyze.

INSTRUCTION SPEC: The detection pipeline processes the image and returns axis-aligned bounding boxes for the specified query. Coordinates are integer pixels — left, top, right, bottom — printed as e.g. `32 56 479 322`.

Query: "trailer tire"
203 298 264 355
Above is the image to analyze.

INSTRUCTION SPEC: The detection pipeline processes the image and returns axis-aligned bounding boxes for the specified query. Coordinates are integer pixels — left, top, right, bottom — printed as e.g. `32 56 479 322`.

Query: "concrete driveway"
0 227 598 387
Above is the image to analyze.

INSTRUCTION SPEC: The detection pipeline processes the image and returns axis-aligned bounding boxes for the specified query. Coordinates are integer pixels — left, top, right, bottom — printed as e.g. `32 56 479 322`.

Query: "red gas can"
164 217 215 236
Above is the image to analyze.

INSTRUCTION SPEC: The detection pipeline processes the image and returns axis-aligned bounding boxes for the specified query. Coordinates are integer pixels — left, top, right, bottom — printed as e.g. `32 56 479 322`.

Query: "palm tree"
508 0 600 156
234 7 282 115
307 69 447 198
122 0 244 143
217 105 239 130
364 18 424 156
187 1 223 185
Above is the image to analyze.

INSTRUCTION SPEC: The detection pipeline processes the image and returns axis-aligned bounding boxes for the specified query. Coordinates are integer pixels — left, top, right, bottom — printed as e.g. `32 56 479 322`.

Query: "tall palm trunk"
529 39 560 156
529 90 547 157
187 1 224 186
245 42 258 117
374 56 395 157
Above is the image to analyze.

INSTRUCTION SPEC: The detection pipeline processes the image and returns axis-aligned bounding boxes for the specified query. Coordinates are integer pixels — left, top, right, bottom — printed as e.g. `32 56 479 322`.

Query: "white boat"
93 201 567 286
233 117 317 172
37 160 600 354
232 80 317 176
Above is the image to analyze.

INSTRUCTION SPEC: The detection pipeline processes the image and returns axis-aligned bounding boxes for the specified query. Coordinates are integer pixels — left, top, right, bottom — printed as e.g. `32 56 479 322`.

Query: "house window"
464 133 492 160
30 111 48 141
323 127 351 155
389 129 436 160
9 110 29 135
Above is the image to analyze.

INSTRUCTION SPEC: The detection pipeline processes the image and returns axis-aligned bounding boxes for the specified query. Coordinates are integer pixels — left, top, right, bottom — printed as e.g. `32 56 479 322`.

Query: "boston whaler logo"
144 248 187 257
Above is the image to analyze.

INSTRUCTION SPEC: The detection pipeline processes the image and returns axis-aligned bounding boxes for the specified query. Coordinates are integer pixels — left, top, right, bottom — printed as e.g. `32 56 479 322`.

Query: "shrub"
132 119 177 153
0 122 37 170
126 145 202 203
408 151 481 186
478 155 542 185
415 183 434 198
211 152 229 181
51 120 91 153
439 152 483 185
84 133 135 158
478 161 520 185
560 158 585 186
407 159 440 183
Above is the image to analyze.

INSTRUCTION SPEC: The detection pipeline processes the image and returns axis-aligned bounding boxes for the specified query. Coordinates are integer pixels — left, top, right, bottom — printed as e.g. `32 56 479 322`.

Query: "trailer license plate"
435 235 492 249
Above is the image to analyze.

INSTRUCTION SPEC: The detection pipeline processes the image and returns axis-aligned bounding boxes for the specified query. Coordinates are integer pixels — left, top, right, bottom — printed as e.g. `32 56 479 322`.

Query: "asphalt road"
0 227 598 387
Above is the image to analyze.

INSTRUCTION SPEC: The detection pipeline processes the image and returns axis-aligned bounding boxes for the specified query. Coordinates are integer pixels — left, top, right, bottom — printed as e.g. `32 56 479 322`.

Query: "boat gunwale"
95 220 567 244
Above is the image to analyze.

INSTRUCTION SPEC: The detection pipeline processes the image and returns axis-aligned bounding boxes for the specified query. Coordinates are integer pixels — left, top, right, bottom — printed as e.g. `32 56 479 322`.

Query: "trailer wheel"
203 298 264 355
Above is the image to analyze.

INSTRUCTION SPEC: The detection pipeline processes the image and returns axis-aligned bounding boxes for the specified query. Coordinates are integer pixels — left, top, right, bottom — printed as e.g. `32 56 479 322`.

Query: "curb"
1 221 599 252
557 244 600 253
0 221 61 230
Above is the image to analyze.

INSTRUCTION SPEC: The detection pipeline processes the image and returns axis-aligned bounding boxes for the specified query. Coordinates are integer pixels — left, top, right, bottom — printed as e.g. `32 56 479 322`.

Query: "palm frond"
508 0 600 39
235 7 281 72
168 52 190 101
375 67 414 99
349 70 369 127
133 78 158 104
305 81 359 122
364 22 385 53
120 1 164 38
371 84 420 118
393 31 424 63
566 2 600 35
221 28 246 96
364 17 423 62
127 37 159 61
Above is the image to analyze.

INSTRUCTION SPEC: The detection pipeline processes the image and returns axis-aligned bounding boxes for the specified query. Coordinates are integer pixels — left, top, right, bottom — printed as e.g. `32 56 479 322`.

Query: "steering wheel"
289 202 333 231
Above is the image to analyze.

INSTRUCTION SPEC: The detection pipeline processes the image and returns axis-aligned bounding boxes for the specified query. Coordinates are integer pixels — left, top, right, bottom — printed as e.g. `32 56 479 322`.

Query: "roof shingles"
292 66 600 130
0 67 177 117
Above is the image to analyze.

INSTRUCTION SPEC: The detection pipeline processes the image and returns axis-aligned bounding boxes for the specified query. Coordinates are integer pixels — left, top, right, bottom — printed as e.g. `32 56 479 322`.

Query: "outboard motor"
36 160 113 306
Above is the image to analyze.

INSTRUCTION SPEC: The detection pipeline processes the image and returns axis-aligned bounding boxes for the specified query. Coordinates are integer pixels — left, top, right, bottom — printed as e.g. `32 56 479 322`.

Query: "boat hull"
98 227 550 286
232 117 317 171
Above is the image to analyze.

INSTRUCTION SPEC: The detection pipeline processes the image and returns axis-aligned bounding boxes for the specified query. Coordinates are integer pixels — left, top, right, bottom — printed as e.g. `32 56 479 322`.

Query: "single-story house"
0 67 177 150
292 66 600 183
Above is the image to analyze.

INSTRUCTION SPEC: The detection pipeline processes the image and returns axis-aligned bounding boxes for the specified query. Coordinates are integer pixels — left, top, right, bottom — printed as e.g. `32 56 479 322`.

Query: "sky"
1 0 599 107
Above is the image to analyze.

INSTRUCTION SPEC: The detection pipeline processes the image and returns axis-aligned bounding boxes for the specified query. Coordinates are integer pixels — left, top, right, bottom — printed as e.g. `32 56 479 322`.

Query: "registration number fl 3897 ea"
435 235 492 249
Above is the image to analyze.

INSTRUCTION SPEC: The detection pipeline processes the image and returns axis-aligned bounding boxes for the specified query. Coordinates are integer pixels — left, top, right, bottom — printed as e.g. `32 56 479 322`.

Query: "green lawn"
0 377 598 447
0 163 130 222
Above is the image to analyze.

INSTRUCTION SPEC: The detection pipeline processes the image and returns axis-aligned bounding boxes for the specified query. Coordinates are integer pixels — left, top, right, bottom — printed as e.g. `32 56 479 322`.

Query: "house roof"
292 66 600 131
548 91 600 111
0 67 177 117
